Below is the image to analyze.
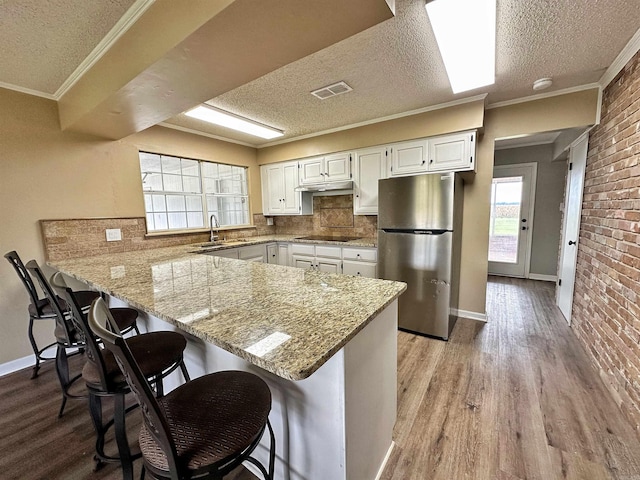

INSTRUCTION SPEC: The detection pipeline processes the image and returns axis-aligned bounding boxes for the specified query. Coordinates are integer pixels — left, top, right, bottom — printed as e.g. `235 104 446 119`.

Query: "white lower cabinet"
342 247 377 278
277 244 289 266
290 244 343 273
266 244 278 264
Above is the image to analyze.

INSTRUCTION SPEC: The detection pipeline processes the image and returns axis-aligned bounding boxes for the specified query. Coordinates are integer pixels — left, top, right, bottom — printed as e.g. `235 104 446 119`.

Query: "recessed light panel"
185 105 283 140
426 0 496 93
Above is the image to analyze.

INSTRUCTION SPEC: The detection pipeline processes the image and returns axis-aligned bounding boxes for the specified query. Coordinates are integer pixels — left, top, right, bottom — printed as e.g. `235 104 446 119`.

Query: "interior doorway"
488 163 537 277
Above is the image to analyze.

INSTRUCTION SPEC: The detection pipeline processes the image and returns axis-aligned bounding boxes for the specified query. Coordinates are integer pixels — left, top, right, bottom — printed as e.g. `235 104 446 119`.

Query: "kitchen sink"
198 238 249 248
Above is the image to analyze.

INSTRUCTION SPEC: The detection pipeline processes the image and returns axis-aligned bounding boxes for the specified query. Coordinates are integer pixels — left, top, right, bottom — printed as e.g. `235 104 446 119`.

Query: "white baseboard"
528 273 557 282
375 441 395 480
452 308 488 323
0 354 35 377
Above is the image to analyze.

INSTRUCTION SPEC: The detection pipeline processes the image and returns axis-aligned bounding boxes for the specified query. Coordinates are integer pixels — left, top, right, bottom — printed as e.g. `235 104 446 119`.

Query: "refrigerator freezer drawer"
378 230 453 338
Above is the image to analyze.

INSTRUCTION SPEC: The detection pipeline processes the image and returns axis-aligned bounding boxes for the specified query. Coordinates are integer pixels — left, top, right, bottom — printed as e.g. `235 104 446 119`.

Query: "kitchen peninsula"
50 245 406 480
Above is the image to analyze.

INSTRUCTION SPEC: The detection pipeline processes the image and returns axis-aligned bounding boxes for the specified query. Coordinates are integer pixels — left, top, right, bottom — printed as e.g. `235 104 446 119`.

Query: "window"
139 152 249 232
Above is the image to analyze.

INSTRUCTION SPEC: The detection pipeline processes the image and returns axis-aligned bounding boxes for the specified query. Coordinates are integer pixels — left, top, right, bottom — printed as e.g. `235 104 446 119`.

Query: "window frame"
139 151 251 234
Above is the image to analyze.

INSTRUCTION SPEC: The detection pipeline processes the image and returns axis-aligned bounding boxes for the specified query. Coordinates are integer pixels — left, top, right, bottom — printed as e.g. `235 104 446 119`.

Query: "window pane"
488 176 522 263
201 162 217 178
187 212 204 228
163 174 183 192
181 159 199 176
203 177 219 194
144 194 153 212
140 153 161 173
152 195 167 212
186 195 203 212
146 214 155 230
168 212 187 229
183 175 201 193
161 156 181 174
154 212 168 230
143 173 163 191
166 195 186 212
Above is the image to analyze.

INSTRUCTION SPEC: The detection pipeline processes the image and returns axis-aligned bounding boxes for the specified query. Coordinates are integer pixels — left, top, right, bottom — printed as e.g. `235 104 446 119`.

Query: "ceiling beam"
58 0 394 140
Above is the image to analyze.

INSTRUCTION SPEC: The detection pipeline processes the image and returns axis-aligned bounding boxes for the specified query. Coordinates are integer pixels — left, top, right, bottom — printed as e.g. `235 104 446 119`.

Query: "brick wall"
572 50 640 430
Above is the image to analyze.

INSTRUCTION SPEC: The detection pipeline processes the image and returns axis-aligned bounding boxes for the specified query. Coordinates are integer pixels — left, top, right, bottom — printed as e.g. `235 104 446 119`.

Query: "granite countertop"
49 246 405 381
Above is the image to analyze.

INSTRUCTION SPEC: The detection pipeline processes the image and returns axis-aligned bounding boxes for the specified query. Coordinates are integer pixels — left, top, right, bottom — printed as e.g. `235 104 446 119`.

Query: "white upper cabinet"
261 161 308 215
428 131 476 172
354 146 386 215
389 139 429 177
299 153 352 185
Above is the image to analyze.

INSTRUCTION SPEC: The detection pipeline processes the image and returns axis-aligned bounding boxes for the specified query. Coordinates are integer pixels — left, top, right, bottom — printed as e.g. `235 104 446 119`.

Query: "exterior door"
557 133 589 324
488 163 537 277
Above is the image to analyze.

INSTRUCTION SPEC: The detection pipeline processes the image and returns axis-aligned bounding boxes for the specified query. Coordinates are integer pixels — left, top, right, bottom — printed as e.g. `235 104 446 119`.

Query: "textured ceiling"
1 0 639 146
0 0 135 94
164 0 640 146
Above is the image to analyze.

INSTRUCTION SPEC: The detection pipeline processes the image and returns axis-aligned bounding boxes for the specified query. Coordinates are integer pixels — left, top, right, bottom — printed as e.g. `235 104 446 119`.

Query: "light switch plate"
105 228 122 242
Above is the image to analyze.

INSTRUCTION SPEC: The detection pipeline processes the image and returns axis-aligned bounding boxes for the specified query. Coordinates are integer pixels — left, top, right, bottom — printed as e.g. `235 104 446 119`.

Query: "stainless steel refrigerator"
378 172 463 340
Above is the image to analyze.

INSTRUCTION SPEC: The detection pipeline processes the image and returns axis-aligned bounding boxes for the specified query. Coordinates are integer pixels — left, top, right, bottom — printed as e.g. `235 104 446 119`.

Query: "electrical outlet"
266 217 274 226
105 228 122 242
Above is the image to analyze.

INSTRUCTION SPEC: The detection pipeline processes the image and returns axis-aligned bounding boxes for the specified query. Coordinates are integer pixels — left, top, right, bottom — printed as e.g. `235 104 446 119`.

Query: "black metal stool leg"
55 345 70 418
27 315 41 379
179 360 191 382
114 393 134 480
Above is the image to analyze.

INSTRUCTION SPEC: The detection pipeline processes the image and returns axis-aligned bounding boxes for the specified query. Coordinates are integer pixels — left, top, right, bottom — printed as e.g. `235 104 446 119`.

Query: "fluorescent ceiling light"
185 105 284 139
426 0 496 94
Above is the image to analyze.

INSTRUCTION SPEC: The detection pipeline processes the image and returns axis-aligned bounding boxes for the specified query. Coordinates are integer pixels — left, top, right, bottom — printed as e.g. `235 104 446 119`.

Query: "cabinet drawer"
290 243 315 255
342 248 377 262
315 245 341 259
343 261 377 278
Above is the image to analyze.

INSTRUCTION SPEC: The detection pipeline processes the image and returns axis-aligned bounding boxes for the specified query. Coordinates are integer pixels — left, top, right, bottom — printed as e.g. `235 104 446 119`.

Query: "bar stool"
89 298 276 480
4 251 100 378
25 260 139 417
53 273 190 479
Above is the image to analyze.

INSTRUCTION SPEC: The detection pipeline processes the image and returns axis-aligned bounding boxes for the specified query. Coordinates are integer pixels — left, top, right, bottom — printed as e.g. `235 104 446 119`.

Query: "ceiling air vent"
311 81 353 100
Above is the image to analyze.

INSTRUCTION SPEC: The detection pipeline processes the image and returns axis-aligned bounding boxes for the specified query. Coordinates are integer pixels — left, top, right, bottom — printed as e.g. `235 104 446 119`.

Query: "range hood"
294 180 353 192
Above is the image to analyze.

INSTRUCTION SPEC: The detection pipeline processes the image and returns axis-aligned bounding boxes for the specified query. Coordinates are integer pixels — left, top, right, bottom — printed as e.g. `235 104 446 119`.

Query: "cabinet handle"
421 160 426 165
320 173 325 176
325 172 329 176
430 159 434 164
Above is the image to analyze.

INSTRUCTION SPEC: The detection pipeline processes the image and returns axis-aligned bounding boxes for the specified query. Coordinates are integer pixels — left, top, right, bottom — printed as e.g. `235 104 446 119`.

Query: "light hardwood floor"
1 277 639 479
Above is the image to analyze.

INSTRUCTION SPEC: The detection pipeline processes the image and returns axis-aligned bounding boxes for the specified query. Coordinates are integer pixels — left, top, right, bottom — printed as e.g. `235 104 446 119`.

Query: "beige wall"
0 88 257 365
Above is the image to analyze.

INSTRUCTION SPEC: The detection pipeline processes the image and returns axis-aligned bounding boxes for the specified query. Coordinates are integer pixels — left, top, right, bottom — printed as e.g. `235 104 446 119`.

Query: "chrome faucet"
210 214 220 242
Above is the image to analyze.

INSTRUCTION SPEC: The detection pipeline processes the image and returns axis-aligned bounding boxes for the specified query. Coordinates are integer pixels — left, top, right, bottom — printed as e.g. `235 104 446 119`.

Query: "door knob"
568 240 576 245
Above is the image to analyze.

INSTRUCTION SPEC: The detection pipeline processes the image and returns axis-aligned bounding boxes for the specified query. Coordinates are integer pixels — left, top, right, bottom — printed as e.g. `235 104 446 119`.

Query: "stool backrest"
51 272 111 390
4 251 44 313
88 298 181 478
25 260 78 347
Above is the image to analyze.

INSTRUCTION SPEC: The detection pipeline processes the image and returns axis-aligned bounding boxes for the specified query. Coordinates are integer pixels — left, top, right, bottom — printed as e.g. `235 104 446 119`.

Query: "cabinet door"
324 152 351 182
390 140 428 176
264 164 284 214
299 157 325 185
316 257 342 274
343 260 377 278
354 147 385 215
277 244 289 266
282 162 301 214
266 244 278 264
428 132 474 172
292 255 314 270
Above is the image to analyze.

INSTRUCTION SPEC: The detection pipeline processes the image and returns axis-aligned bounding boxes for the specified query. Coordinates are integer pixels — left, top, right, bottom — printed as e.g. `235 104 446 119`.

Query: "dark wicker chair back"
88 298 180 477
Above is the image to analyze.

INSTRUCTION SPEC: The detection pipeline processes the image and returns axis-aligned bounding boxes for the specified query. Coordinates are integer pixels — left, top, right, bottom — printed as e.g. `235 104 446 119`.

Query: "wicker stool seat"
89 297 276 480
139 371 271 475
82 331 187 389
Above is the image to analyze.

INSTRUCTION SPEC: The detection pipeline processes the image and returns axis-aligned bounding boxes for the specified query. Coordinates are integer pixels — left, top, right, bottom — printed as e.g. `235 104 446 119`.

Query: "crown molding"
157 122 257 148
0 81 56 100
486 83 601 110
258 94 488 148
598 26 640 89
53 0 156 100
